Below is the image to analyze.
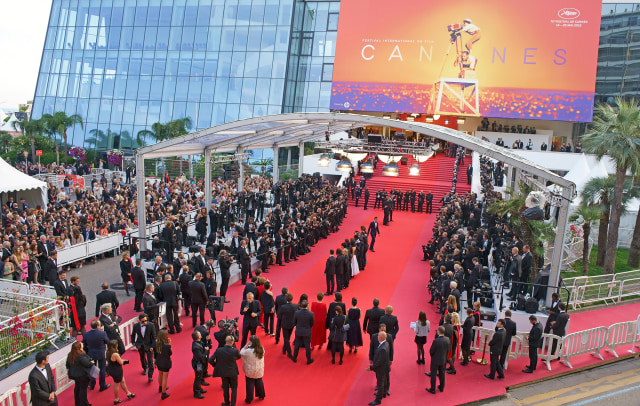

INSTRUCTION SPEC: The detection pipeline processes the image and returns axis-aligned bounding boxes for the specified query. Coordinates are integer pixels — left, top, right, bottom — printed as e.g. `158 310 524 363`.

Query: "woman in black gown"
106 340 135 404
346 297 363 353
155 329 173 399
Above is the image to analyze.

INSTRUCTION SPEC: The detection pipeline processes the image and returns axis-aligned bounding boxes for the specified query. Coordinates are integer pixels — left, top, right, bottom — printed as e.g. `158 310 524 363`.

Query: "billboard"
330 0 602 122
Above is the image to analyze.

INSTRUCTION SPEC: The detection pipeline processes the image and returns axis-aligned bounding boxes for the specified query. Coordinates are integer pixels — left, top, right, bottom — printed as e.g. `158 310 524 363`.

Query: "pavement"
481 357 640 406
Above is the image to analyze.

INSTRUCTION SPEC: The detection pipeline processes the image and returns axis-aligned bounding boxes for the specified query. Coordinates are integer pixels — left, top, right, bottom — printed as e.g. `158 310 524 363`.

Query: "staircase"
349 154 472 212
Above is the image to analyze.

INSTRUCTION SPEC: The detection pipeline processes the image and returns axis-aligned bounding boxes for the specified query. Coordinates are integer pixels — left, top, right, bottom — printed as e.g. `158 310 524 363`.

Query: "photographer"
214 318 240 349
218 250 233 301
194 319 216 382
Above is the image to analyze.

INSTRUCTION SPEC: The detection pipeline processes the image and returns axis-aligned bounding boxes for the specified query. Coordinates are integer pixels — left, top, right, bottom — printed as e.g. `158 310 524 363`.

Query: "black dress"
346 308 363 347
155 343 172 372
107 357 123 383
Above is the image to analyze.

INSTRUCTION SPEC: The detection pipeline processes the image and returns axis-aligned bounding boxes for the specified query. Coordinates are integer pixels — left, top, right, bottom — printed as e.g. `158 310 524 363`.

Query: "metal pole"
273 145 279 182
204 148 212 235
238 146 244 191
547 184 574 306
135 152 147 251
298 140 304 177
189 155 193 179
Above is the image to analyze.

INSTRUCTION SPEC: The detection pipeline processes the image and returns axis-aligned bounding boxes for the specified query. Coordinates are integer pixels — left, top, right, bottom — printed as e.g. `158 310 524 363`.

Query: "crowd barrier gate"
560 326 608 369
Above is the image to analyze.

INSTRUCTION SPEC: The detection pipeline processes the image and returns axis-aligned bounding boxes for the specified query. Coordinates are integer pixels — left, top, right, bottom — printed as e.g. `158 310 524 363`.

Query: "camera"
447 23 462 32
218 317 239 335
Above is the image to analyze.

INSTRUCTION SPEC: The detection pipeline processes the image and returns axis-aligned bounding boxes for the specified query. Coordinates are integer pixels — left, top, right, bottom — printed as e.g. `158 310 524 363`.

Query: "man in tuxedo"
37 235 52 276
369 324 393 398
83 320 110 391
28 351 58 406
45 251 59 286
426 326 449 394
131 258 146 312
237 239 252 285
143 284 160 327
131 313 157 381
523 315 543 373
190 273 209 328
292 300 315 364
500 310 517 368
519 245 532 295
190 330 208 399
367 331 390 405
363 298 385 337
53 270 70 298
99 303 125 355
179 266 193 317
324 249 336 295
95 282 119 318
277 293 297 357
379 306 399 338
550 302 569 356
209 335 241 406
158 273 182 334
544 293 560 333
425 191 433 214
506 247 522 299
1 241 12 262
484 319 506 380
466 165 473 185
240 292 261 347
367 217 381 252
364 188 370 210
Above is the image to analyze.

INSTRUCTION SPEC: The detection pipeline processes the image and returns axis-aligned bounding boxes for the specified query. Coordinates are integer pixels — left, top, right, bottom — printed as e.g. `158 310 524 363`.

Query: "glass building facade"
30 0 640 150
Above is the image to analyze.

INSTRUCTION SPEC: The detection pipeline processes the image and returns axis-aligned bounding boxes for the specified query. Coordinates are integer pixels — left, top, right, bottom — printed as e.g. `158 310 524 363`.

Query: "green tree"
581 97 640 274
137 117 192 173
41 112 84 165
9 135 53 152
11 118 44 163
0 131 12 154
569 204 601 276
251 158 273 176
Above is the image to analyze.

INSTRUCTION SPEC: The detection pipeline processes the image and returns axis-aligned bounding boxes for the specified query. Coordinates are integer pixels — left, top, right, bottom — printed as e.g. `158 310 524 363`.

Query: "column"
238 146 244 191
204 148 212 235
298 140 305 177
135 152 147 251
189 155 193 178
273 145 279 182
547 184 574 306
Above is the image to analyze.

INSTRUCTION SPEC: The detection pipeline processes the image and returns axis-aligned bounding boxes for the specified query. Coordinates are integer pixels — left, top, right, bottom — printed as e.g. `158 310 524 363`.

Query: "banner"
331 0 602 122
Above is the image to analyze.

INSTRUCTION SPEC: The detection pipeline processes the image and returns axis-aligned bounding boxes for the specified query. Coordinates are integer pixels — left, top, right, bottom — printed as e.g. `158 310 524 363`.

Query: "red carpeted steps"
349 154 472 211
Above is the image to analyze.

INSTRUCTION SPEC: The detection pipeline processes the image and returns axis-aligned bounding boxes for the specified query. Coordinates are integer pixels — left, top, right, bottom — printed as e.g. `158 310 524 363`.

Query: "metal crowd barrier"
513 331 564 371
606 320 638 358
57 234 122 267
559 326 608 369
568 281 620 309
565 269 640 309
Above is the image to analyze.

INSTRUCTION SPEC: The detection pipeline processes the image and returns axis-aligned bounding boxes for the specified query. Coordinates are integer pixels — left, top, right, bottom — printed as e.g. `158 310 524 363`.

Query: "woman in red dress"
310 292 327 350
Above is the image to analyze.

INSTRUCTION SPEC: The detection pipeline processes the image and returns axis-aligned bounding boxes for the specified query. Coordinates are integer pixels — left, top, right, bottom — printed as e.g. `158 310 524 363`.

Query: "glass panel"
231 52 246 77
79 74 91 98
175 76 189 101
173 101 187 118
276 27 290 52
328 13 339 31
255 78 270 104
322 63 333 81
204 54 218 76
264 3 278 25
214 77 229 103
198 103 213 129
186 102 198 124
125 75 139 99
197 4 211 26
114 75 127 99
87 98 100 122
148 100 161 124
102 73 115 98
150 76 164 100
144 27 158 50
324 32 337 57
272 52 287 78
137 76 152 99
269 79 284 105
169 26 183 50
211 4 224 26
172 2 185 26
184 3 198 26
129 53 142 75
237 2 251 25
250 3 265 25
147 4 161 26
244 52 259 76
241 78 256 104
220 27 235 51
234 26 249 51
253 104 268 117
201 77 215 101
227 77 241 103
217 52 232 76
120 26 133 50
207 26 222 51
162 76 177 100
135 100 149 125
195 27 208 51
76 98 89 122
258 52 273 77
160 100 173 122
225 103 239 122
134 5 148 26
141 53 154 75
181 27 195 51
178 52 192 75
278 3 292 25
157 27 170 50
166 51 180 75
188 77 203 102
159 4 172 25
122 100 136 124
247 27 263 51
117 52 130 75
99 99 112 123
239 104 253 119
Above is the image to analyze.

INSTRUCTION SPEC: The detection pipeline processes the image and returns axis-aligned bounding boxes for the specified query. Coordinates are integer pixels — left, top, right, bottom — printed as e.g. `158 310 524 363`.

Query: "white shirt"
36 365 48 380
463 23 480 34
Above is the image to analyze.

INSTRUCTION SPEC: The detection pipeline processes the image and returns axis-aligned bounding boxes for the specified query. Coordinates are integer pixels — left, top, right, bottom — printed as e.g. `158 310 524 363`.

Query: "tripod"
437 32 463 81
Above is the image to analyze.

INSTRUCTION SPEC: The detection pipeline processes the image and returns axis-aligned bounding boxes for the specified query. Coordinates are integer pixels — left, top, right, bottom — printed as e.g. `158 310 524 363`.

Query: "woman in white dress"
350 244 359 277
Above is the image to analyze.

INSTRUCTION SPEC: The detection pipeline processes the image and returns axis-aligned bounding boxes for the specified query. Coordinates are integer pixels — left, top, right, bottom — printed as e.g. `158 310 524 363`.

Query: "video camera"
218 317 239 336
447 23 462 42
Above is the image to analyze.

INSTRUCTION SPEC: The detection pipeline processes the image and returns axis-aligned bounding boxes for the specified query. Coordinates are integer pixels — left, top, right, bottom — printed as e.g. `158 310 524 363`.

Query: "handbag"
88 364 100 380
342 323 350 332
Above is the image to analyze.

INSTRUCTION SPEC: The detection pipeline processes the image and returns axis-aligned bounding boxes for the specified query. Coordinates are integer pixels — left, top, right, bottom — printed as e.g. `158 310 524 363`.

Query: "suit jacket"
363 306 386 335
189 279 208 304
237 246 251 266
379 314 399 338
552 312 570 336
429 335 450 367
191 340 208 369
179 271 193 295
369 332 394 362
131 321 157 351
274 294 288 314
521 252 532 278
242 282 258 301
293 308 315 337
143 292 159 320
131 266 147 290
209 345 241 377
324 256 336 276
277 302 297 329
370 341 390 375
99 313 121 341
503 318 517 349
367 221 380 237
95 290 119 317
28 364 58 406
83 328 109 360
158 280 181 307
53 278 70 298
489 328 505 354
44 258 58 284
528 322 543 348
241 299 262 327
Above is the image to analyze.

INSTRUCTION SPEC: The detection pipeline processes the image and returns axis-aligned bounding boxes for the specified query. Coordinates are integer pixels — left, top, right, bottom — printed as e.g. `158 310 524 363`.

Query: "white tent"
0 158 48 210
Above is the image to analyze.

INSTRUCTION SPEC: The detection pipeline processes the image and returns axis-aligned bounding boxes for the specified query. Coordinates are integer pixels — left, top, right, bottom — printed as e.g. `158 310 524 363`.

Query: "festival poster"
330 0 603 122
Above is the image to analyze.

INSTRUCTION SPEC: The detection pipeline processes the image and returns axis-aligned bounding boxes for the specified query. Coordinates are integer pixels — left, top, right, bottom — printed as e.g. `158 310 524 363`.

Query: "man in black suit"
53 270 70 298
196 248 208 275
242 276 259 304
466 165 473 185
369 324 393 399
131 313 157 381
367 331 390 405
544 293 560 333
550 302 569 356
426 326 449 394
37 236 52 277
158 273 182 334
209 335 241 406
367 217 381 252
500 310 517 368
523 315 543 373
292 299 315 364
363 298 385 337
44 251 59 286
191 330 208 399
324 250 336 295
425 191 433 214
190 273 208 328
379 306 399 338
131 258 146 312
519 245 532 295
274 287 289 345
485 319 506 380
95 282 119 318
326 292 346 350
28 351 58 406
83 320 110 391
237 239 252 285
179 266 193 317
99 303 125 355
277 293 297 357
467 258 480 305
143 283 160 327
240 292 261 347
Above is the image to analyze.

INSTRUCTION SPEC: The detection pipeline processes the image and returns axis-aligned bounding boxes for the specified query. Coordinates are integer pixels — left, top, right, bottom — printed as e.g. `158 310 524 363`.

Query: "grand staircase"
349 154 472 212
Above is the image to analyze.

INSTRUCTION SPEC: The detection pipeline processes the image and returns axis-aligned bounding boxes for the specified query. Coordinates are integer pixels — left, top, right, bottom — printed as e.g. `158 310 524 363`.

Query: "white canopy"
0 158 48 210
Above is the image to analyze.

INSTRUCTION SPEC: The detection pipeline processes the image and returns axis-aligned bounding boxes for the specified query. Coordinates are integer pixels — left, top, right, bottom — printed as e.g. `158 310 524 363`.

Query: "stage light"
382 115 391 119
457 118 465 124
409 163 420 176
444 119 449 125
344 148 368 162
317 154 330 167
382 161 399 177
360 162 374 173
407 116 415 121
336 157 353 172
425 117 434 123
433 114 440 120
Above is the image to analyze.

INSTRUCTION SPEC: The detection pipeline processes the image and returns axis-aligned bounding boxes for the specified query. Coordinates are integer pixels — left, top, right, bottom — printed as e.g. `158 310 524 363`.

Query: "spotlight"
336 157 353 172
317 154 330 167
360 161 374 173
409 163 420 176
433 114 440 120
382 161 399 177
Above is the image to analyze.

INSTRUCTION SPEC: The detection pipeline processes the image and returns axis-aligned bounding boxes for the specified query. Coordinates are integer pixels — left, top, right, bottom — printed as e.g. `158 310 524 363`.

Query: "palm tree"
137 117 192 174
11 118 44 163
569 204 601 276
41 112 84 165
0 131 12 154
581 97 640 274
251 158 274 176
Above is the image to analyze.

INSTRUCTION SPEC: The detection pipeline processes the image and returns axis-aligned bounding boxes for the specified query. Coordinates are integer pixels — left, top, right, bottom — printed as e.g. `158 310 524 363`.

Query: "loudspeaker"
367 134 382 143
208 296 225 312
400 157 408 165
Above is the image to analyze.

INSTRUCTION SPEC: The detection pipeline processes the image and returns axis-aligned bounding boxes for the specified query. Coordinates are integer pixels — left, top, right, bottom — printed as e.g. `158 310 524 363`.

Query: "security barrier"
630 314 640 354
605 320 638 358
565 270 640 309
568 281 620 309
618 278 640 302
559 326 608 369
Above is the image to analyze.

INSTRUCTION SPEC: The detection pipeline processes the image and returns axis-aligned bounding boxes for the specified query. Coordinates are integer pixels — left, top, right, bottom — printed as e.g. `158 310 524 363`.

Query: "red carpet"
54 205 640 406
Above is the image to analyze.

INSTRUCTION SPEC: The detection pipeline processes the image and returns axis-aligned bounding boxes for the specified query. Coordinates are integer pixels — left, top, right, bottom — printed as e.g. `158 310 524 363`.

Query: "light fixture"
382 160 399 177
336 157 353 172
407 116 414 121
411 113 419 117
425 117 434 123
444 119 449 125
457 118 465 124
317 154 330 167
377 153 401 163
433 114 440 120
409 163 420 176
360 161 374 173
415 151 434 163
343 148 368 162
382 114 391 119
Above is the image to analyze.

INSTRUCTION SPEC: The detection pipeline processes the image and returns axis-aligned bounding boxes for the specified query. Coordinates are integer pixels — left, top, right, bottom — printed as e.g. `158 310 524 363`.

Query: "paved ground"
482 357 640 406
